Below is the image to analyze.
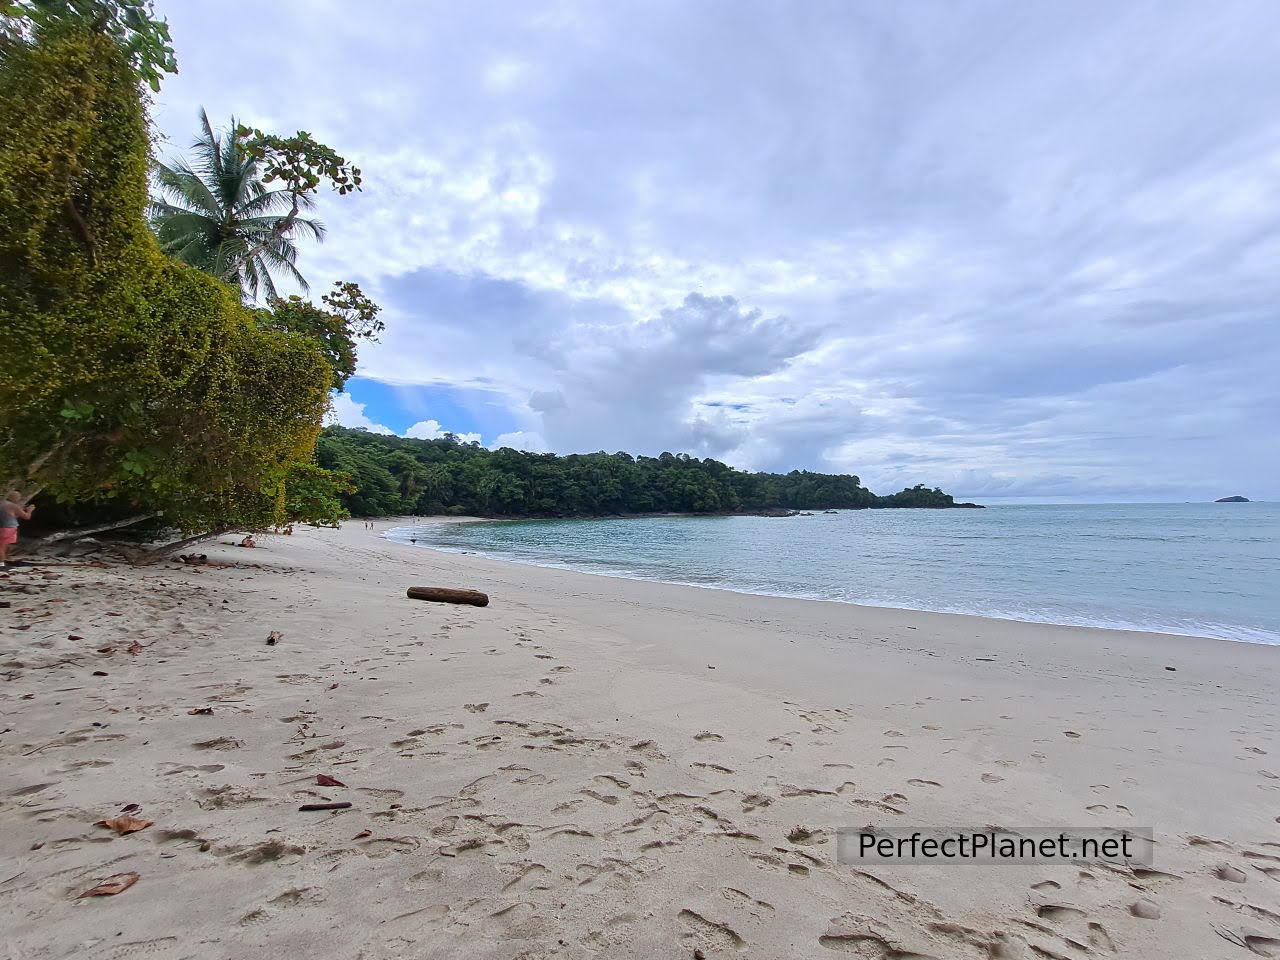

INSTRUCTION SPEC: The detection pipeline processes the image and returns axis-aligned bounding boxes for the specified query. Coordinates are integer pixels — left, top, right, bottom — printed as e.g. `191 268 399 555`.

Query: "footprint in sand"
191 737 243 751
679 909 746 953
818 922 937 959
239 886 328 926
219 838 305 866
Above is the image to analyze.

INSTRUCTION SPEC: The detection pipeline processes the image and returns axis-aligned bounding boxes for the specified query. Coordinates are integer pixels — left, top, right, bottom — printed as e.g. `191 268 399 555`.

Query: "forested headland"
318 427 977 518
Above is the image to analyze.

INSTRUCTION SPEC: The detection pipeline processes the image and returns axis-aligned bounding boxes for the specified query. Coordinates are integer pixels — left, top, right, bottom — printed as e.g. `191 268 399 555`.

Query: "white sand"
2 519 1278 958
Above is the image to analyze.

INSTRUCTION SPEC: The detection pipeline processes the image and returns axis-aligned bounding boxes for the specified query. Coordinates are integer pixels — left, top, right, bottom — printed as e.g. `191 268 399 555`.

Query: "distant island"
1215 495 1250 503
320 426 983 518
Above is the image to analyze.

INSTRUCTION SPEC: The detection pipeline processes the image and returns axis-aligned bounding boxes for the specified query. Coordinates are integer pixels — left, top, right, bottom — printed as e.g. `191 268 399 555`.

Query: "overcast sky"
151 0 1279 501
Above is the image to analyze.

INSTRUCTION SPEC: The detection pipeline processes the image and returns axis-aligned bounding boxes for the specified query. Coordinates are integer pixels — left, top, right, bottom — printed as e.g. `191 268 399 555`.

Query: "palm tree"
149 109 324 300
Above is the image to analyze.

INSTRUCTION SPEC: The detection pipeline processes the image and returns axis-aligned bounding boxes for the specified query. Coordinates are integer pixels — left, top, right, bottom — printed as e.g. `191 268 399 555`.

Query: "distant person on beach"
0 492 35 569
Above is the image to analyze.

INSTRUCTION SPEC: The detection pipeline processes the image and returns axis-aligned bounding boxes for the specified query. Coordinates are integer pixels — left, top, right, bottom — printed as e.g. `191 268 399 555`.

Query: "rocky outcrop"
1215 496 1250 503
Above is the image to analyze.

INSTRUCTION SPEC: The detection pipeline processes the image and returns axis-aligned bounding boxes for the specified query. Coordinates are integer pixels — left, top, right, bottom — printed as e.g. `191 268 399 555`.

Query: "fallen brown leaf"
77 872 139 897
266 630 282 646
316 774 346 787
120 803 141 814
96 816 153 835
127 641 144 655
353 830 372 839
187 707 213 716
96 646 113 654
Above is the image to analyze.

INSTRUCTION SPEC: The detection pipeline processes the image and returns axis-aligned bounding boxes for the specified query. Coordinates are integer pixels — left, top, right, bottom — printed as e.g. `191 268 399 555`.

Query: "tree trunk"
129 527 233 565
239 192 300 266
406 586 489 607
40 513 159 544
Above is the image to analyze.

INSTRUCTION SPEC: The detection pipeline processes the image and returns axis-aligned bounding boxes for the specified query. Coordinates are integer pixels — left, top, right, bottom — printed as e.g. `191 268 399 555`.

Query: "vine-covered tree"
0 2 340 535
260 281 384 388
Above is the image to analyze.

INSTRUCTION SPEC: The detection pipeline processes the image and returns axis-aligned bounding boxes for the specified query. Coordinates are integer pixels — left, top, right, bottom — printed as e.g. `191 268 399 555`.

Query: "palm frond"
149 108 327 298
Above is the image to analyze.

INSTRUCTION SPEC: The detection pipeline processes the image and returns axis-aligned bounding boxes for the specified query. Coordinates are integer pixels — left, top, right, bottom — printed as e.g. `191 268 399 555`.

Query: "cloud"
404 419 482 445
154 0 1280 500
326 393 393 435
493 431 549 452
328 393 483 445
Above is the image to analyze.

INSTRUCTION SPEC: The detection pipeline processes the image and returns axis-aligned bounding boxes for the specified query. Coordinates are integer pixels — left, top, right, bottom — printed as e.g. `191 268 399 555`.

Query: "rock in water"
1215 495 1250 502
406 586 490 607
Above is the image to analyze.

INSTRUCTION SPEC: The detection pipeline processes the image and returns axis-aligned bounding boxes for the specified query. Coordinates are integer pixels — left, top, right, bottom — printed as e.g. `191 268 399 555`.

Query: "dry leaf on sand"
77 872 139 897
316 774 346 787
95 816 153 835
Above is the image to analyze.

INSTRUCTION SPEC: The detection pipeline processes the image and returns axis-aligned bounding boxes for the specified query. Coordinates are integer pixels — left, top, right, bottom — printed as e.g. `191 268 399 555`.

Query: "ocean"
385 502 1280 645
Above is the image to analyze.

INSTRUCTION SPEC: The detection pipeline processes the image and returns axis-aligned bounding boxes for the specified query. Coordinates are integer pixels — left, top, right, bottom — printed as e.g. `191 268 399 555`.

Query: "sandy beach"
3 520 1279 959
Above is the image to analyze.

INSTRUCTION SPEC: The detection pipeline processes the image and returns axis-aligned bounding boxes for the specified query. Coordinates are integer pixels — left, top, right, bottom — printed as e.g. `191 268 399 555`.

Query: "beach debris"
353 830 372 839
406 586 489 607
187 707 213 715
68 634 83 641
95 815 153 835
238 535 257 548
316 774 346 787
77 872 139 898
266 630 282 646
1165 665 1177 671
299 801 352 812
127 640 144 655
121 804 141 814
92 670 108 676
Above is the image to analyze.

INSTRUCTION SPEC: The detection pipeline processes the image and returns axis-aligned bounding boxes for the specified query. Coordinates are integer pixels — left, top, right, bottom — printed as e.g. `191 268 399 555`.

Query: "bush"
0 17 334 532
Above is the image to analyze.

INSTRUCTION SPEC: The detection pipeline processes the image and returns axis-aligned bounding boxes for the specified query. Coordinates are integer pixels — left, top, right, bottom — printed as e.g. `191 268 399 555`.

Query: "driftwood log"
406 586 489 607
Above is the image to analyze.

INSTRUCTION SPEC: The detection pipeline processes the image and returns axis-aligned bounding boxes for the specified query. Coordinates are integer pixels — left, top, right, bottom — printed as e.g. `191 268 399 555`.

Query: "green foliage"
234 126 362 196
282 461 352 526
150 110 326 300
0 17 333 532
2 0 176 91
260 281 383 388
317 427 963 518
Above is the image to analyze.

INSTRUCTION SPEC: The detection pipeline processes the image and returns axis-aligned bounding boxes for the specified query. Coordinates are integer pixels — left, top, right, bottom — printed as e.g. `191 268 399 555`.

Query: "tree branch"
64 197 97 268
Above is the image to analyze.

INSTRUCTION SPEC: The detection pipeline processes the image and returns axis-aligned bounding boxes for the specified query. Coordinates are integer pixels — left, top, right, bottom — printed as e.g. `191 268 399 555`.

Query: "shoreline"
3 522 1278 958
378 516 1270 647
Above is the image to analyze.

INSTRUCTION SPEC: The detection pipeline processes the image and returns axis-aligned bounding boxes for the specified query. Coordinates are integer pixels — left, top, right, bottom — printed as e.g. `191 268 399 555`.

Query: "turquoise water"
386 503 1280 644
